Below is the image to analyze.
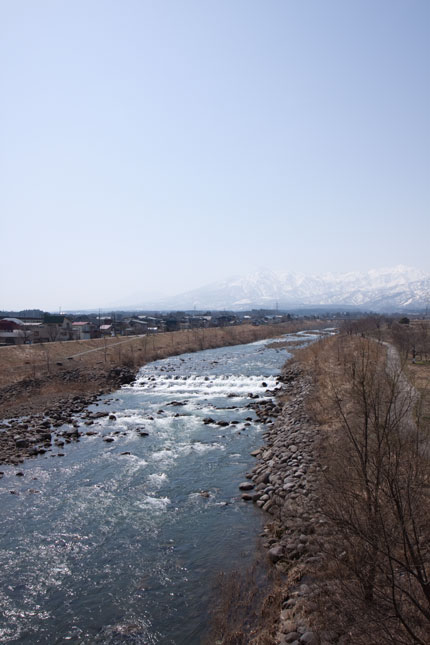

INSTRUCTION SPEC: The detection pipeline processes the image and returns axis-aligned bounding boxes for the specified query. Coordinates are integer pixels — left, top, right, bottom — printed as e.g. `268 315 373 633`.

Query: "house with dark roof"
39 314 73 341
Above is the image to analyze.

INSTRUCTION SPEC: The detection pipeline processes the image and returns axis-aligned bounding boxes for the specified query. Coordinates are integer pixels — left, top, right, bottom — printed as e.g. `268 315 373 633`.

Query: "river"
0 330 323 644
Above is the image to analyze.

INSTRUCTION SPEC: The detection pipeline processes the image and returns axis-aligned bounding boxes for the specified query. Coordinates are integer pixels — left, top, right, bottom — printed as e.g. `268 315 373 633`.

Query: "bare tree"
318 336 430 643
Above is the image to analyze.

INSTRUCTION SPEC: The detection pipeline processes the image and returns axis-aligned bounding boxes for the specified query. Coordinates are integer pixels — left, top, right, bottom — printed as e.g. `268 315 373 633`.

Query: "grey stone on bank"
268 545 284 562
249 362 323 643
300 632 319 644
242 491 261 502
280 619 297 633
238 482 254 491
241 493 253 500
284 633 301 643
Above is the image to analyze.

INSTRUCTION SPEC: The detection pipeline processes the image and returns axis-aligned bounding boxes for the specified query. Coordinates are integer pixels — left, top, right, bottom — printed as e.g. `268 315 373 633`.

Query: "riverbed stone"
280 619 297 633
239 482 254 490
285 633 301 643
268 545 284 562
300 632 318 644
247 361 328 641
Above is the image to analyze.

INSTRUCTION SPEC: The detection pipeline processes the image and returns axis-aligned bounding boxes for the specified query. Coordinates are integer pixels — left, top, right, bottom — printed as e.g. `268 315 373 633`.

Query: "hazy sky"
1 0 429 310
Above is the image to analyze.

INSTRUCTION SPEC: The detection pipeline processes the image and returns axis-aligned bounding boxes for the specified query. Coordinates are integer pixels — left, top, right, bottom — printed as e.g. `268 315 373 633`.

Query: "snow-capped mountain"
133 266 430 311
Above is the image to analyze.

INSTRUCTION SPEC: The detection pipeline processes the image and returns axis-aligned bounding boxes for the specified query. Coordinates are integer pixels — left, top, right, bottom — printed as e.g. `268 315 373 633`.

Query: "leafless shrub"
119 352 135 368
204 564 282 645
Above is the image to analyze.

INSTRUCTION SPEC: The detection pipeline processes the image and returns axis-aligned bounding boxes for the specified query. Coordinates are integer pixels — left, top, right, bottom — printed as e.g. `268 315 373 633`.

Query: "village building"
33 315 74 342
0 318 33 344
0 318 22 332
71 321 93 340
99 324 114 336
0 324 26 345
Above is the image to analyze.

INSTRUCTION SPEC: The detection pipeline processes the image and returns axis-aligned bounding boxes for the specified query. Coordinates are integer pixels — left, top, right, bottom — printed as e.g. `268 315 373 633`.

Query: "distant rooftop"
2 317 24 325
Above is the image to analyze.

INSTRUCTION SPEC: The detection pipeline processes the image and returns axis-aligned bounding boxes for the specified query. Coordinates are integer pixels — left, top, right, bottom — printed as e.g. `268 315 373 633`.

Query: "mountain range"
125 266 430 312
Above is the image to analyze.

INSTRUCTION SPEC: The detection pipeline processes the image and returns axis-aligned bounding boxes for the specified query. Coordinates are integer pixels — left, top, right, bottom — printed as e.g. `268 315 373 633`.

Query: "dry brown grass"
385 318 430 428
293 333 387 424
0 321 325 389
294 332 430 644
403 362 430 427
0 335 144 387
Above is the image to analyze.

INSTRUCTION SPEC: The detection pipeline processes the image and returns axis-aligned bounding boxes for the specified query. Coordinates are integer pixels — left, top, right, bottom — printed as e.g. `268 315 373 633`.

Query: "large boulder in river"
92 411 109 419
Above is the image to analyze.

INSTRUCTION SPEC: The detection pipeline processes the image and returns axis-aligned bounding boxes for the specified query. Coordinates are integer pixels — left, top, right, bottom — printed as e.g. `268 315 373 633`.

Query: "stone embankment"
241 363 326 645
0 366 135 467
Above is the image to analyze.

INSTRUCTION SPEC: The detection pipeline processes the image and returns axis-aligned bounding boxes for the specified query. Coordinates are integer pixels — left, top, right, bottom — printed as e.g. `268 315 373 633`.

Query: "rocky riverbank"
240 363 326 645
0 366 136 466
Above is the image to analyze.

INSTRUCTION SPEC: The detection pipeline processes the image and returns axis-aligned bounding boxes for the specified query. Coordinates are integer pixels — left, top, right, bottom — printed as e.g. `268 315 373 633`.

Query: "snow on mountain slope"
132 266 430 311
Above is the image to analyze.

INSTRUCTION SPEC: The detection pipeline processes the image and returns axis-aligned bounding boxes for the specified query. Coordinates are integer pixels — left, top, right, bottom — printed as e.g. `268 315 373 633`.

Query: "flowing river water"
0 331 323 644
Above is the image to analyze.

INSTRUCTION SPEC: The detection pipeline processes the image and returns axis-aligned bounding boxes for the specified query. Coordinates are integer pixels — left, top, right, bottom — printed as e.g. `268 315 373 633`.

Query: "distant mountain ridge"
129 266 430 312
